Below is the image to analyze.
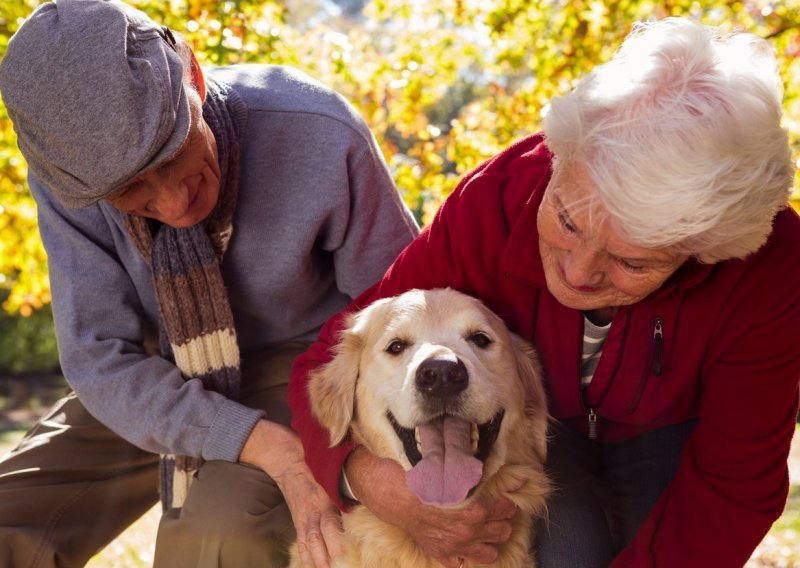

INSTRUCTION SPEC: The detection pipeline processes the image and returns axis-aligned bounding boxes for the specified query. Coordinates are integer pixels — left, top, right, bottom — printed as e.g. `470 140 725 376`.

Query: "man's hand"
346 446 519 568
241 419 345 568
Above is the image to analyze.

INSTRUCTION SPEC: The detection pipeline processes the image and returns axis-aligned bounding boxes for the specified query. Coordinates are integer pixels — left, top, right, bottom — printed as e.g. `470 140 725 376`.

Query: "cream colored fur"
291 288 550 568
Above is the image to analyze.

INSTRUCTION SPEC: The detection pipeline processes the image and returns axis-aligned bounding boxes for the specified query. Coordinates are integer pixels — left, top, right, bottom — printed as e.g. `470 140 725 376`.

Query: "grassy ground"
86 507 158 567
0 427 27 453
2 418 799 566
748 481 800 567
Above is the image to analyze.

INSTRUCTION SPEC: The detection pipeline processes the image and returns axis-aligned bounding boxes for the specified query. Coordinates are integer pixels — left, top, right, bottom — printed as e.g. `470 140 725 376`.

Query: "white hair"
543 17 794 263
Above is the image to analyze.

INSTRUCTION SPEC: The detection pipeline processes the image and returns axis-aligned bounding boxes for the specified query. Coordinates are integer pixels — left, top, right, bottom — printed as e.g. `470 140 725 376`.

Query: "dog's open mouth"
388 410 505 506
387 410 505 466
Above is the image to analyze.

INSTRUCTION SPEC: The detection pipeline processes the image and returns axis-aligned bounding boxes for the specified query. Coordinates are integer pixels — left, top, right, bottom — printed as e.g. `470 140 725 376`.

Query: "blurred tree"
0 295 59 374
0 0 51 318
0 0 798 330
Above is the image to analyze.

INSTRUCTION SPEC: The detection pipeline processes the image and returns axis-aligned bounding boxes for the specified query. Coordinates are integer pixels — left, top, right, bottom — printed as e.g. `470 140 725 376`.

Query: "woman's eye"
616 258 648 273
558 211 577 234
468 331 492 349
385 339 407 355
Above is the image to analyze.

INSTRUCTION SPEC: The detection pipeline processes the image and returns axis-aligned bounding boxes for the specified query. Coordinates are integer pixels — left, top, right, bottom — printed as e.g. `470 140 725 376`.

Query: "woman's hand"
241 419 345 568
345 445 519 568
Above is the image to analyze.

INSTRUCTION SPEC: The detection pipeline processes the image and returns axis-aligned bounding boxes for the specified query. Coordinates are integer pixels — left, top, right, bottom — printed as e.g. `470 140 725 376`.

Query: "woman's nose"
562 244 605 288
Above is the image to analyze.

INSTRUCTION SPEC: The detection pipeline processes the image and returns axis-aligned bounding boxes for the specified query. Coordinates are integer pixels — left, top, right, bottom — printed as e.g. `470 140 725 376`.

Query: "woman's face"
537 165 686 312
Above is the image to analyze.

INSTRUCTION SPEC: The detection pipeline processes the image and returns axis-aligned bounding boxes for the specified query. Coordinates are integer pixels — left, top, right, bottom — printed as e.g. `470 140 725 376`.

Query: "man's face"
105 98 220 228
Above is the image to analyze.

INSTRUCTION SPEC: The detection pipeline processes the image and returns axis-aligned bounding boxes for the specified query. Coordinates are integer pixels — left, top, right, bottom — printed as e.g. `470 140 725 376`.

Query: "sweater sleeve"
614 261 800 566
324 128 420 299
31 177 266 461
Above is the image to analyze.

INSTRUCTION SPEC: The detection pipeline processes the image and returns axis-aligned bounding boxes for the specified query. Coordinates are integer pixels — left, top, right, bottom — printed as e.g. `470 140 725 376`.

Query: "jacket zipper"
587 407 598 440
653 316 664 377
576 312 596 439
627 316 664 414
580 310 631 440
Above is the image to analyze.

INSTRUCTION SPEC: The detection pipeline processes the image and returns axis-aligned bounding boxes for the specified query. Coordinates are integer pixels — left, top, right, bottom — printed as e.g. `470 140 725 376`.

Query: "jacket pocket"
627 316 663 414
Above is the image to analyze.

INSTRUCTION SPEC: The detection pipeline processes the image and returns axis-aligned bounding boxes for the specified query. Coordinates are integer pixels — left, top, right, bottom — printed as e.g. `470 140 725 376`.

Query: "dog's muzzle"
388 354 508 505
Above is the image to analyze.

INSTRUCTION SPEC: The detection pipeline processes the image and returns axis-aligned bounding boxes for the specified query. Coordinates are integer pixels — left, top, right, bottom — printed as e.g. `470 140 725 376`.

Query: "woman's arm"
614 238 800 567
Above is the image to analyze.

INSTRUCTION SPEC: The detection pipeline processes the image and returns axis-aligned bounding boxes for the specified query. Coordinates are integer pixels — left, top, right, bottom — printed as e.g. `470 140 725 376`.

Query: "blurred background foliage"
0 0 799 372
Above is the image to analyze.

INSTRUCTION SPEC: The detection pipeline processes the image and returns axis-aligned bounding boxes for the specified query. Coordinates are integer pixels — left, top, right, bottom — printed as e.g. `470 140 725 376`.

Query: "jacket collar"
500 153 551 288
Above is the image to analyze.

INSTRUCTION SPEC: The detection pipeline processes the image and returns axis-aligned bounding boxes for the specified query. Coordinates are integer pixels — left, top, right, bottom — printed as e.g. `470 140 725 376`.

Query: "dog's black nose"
415 357 468 399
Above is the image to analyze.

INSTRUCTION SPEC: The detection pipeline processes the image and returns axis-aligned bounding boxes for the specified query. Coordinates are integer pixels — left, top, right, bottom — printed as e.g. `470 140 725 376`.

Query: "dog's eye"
385 339 407 356
468 331 492 349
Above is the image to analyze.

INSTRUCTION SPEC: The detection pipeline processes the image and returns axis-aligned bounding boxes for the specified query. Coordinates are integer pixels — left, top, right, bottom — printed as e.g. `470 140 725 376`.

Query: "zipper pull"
653 317 663 377
587 407 598 440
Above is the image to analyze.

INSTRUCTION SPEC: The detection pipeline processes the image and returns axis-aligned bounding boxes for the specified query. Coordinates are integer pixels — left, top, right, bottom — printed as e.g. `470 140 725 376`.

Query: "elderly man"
0 1 418 567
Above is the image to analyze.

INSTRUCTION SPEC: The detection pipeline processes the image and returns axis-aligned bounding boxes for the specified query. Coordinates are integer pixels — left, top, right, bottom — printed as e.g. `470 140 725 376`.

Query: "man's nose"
562 243 605 288
141 171 188 219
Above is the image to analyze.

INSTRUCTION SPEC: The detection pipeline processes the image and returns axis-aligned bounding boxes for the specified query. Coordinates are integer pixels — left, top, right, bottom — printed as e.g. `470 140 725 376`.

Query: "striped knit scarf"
124 77 243 510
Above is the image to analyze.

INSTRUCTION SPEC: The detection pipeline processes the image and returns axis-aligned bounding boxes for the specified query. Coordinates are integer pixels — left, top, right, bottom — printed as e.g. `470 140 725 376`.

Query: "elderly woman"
288 17 800 568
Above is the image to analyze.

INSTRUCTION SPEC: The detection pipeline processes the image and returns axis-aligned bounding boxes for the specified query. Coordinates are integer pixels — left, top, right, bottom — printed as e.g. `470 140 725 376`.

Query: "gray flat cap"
0 0 191 208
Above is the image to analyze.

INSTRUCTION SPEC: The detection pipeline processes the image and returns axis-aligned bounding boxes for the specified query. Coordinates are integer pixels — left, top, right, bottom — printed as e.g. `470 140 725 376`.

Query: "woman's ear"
187 48 206 102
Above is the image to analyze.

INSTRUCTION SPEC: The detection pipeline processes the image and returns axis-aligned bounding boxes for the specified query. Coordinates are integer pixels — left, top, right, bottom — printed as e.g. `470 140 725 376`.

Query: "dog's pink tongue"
405 416 483 506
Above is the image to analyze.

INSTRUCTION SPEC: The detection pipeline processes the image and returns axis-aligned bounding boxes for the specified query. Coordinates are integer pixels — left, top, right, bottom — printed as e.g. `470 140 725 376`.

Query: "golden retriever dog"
296 288 550 568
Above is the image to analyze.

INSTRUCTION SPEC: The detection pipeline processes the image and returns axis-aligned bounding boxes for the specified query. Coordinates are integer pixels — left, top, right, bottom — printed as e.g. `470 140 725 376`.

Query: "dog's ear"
511 333 549 461
308 316 364 446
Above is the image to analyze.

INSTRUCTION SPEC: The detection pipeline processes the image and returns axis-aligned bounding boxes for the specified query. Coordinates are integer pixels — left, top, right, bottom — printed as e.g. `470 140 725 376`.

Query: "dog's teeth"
471 423 479 453
415 427 422 452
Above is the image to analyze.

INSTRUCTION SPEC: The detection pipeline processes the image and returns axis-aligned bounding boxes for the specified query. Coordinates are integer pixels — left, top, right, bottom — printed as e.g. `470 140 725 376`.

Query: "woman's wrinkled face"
537 164 686 312
105 97 220 229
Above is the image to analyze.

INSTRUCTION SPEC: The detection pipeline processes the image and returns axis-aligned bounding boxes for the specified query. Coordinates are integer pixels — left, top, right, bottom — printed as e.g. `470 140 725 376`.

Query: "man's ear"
188 48 206 102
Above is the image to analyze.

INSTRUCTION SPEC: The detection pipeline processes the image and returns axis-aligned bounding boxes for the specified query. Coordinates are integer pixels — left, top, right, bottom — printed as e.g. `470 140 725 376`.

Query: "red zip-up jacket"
288 133 800 566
